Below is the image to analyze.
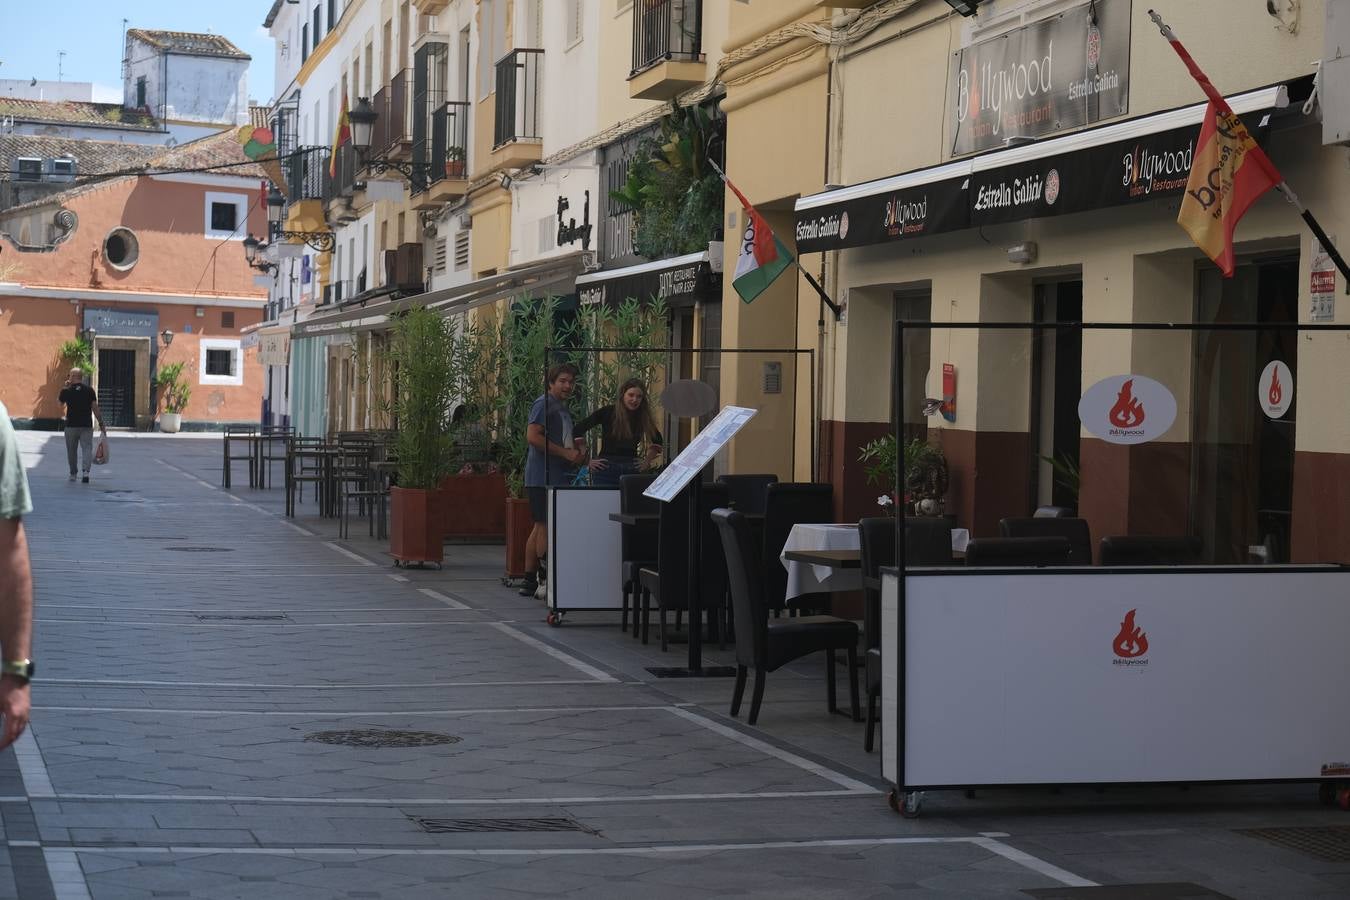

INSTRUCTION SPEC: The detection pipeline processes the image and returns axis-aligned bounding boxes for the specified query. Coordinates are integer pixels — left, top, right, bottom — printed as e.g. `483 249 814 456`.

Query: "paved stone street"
4 433 1349 898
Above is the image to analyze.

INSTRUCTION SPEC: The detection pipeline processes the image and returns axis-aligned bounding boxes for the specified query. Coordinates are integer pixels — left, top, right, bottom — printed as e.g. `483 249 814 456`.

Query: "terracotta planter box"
445 161 466 178
504 496 533 579
390 486 444 566
435 472 507 540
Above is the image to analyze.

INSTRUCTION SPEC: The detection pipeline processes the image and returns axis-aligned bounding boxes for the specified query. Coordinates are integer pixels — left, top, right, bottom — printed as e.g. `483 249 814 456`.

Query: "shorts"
527 486 548 523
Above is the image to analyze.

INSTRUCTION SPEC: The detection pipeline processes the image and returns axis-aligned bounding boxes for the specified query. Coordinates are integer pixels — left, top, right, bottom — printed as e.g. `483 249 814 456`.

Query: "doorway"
893 290 932 444
1191 256 1298 563
97 348 137 428
1031 280 1083 511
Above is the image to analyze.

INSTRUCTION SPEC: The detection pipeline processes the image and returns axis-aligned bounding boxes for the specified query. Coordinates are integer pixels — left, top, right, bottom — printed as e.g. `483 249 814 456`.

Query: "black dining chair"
761 482 834 612
715 473 779 515
257 425 295 489
222 424 257 488
712 508 860 726
964 536 1072 567
903 516 955 566
1099 535 1202 566
999 517 1092 565
618 473 659 637
638 482 729 651
858 517 896 753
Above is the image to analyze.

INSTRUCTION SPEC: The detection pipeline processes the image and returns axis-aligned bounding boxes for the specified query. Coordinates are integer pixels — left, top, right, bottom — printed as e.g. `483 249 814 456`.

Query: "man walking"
0 400 35 749
58 368 105 483
520 363 585 598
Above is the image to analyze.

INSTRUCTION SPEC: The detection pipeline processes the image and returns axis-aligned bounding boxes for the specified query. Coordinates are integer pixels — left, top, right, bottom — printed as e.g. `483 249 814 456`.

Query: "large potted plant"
445 146 466 179
434 318 507 541
859 435 949 517
388 306 456 566
153 360 192 433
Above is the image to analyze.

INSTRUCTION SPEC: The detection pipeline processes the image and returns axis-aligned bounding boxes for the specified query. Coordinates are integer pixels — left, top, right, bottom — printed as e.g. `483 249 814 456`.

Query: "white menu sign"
643 406 757 503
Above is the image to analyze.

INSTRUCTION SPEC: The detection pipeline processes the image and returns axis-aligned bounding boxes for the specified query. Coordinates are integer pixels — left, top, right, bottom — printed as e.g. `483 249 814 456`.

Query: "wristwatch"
1 660 34 684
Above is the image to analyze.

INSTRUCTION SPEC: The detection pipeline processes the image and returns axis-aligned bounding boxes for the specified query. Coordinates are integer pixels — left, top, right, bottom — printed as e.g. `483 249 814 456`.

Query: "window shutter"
454 232 470 271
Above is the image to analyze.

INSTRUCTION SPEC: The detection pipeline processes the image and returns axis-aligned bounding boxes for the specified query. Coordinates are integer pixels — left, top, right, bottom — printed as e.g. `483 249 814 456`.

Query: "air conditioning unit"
15 158 41 182
394 242 424 292
45 157 76 183
458 214 473 230
1324 0 1350 145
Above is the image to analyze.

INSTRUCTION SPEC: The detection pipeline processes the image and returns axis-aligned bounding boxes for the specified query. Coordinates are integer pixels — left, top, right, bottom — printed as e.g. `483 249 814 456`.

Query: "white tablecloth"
779 522 970 602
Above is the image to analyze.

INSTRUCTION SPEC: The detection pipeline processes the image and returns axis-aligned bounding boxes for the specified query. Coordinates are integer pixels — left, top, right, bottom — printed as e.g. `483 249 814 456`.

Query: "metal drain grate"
127 536 181 540
412 816 595 835
304 729 461 748
165 546 235 553
196 614 289 621
1238 825 1350 862
1023 885 1235 899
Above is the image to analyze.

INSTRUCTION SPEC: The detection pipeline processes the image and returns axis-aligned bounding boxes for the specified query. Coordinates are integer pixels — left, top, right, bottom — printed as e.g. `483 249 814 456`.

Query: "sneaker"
535 583 547 602
68 474 76 482
81 475 89 484
518 576 539 597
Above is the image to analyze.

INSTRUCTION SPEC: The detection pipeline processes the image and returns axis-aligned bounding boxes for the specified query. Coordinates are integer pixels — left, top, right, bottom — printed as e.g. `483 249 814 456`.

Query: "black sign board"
578 257 721 310
794 175 969 254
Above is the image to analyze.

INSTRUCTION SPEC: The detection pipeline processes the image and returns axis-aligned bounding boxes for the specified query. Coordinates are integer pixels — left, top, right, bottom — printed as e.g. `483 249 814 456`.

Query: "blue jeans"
590 458 639 487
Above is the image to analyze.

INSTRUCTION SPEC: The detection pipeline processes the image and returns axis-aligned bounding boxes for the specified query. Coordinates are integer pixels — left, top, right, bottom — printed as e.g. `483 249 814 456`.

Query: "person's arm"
58 386 70 405
528 423 581 464
573 408 605 435
0 518 32 750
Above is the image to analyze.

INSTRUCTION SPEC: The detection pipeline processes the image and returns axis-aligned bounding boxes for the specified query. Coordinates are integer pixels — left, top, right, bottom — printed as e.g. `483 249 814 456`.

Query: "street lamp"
346 95 429 187
160 329 174 348
266 184 286 231
252 183 336 254
81 326 96 344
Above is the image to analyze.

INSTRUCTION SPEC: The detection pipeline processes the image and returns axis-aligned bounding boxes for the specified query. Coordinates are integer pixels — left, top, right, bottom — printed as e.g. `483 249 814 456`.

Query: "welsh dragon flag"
723 173 794 304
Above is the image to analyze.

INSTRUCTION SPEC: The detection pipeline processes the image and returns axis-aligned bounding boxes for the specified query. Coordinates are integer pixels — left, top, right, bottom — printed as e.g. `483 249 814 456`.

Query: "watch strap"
1 660 34 682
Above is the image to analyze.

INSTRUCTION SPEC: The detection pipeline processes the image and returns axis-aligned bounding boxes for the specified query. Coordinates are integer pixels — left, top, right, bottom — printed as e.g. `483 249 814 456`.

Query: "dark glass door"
97 348 137 428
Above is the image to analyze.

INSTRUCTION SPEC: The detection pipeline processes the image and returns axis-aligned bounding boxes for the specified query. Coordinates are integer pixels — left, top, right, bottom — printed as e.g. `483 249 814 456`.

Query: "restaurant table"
780 523 971 602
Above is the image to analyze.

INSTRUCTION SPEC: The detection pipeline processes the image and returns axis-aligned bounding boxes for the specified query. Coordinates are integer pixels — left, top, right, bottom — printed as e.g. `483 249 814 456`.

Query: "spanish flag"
328 90 351 179
1155 14 1281 277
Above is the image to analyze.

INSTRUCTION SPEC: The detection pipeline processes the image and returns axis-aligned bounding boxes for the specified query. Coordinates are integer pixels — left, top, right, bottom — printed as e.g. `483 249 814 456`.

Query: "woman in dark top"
575 379 664 487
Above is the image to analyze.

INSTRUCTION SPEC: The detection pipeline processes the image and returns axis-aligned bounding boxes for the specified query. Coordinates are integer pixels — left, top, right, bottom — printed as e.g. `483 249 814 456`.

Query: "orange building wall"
0 296 80 420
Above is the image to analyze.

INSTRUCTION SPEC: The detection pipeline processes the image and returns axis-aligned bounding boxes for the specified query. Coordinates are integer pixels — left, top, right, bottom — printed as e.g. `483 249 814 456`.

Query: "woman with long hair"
575 378 664 487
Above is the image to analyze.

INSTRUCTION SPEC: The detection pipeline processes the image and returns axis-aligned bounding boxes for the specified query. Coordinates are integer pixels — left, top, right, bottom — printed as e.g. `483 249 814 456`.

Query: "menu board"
643 406 758 503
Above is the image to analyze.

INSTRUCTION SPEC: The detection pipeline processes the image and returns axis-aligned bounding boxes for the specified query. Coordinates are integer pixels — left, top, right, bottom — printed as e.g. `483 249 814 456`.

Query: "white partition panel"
885 569 1350 788
547 487 624 612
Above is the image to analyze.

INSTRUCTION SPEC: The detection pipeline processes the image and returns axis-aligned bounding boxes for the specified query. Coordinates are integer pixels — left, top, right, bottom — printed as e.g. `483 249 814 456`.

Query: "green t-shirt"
0 401 33 520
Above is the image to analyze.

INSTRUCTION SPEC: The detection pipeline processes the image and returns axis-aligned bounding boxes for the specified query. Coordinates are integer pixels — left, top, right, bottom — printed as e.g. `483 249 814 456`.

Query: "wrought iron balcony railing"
494 49 543 148
371 68 414 156
631 0 702 77
430 100 471 184
282 146 331 202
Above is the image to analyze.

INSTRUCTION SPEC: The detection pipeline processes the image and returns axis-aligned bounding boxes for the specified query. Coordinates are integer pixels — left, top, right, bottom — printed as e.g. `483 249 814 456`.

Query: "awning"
793 84 1289 254
574 251 722 310
291 252 588 338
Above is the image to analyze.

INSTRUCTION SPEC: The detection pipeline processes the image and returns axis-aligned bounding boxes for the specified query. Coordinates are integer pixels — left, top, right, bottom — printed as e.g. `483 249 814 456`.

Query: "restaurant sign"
794 174 969 253
1078 374 1177 445
83 307 158 339
948 0 1131 156
577 255 720 310
259 332 292 367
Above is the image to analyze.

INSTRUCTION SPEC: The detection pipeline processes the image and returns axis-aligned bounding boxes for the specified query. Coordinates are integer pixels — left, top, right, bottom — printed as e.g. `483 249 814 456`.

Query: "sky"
0 0 276 104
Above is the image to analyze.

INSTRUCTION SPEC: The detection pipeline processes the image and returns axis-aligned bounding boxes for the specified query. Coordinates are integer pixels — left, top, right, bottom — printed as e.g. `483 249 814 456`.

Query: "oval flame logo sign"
1112 609 1149 658
1079 375 1177 445
1258 360 1293 420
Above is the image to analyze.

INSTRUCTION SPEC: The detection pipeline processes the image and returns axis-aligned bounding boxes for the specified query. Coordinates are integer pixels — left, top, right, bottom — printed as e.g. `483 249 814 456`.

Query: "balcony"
324 142 360 207
415 100 471 209
411 0 449 13
282 146 330 202
629 0 705 101
371 69 414 160
492 49 544 170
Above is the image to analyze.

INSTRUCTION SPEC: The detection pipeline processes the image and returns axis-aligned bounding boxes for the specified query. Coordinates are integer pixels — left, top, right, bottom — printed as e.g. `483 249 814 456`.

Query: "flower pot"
445 160 466 178
160 412 182 433
435 472 507 540
504 496 533 578
390 486 444 566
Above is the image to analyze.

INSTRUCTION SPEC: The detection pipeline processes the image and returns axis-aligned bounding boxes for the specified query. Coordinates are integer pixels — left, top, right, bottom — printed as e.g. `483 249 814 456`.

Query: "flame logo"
1268 366 1283 407
1108 379 1146 429
1112 609 1149 658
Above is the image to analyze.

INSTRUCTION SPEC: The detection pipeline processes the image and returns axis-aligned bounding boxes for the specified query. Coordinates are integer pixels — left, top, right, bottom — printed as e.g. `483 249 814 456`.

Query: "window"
204 192 247 240
103 227 140 270
15 158 41 182
313 5 322 46
478 0 505 99
221 311 236 329
200 338 244 386
454 231 470 270
434 237 448 273
302 23 309 62
135 76 147 108
327 0 337 33
210 202 238 233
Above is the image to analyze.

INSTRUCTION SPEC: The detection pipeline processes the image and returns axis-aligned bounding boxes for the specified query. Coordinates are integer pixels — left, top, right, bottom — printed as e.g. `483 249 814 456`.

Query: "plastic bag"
93 437 109 465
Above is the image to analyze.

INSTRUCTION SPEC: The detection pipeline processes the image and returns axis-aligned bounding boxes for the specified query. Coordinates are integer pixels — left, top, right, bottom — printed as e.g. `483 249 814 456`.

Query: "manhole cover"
304 729 460 748
412 816 595 835
165 547 235 553
196 614 289 621
1238 825 1350 862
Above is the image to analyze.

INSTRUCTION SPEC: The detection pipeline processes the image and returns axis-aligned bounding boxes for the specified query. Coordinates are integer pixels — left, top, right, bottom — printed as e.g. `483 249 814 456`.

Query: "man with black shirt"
58 368 106 484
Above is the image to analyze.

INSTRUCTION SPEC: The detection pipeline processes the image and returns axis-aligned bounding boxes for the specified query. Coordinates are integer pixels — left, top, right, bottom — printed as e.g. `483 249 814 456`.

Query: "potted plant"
433 320 508 541
388 306 457 566
859 435 949 517
445 146 466 179
153 360 192 433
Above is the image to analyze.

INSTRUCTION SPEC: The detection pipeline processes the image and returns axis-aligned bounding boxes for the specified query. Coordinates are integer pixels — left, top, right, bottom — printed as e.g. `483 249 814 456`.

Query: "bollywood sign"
948 0 1131 156
1078 374 1177 446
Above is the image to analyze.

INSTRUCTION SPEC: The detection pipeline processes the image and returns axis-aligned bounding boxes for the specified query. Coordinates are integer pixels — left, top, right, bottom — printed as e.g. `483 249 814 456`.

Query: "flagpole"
1149 8 1350 294
707 159 843 319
